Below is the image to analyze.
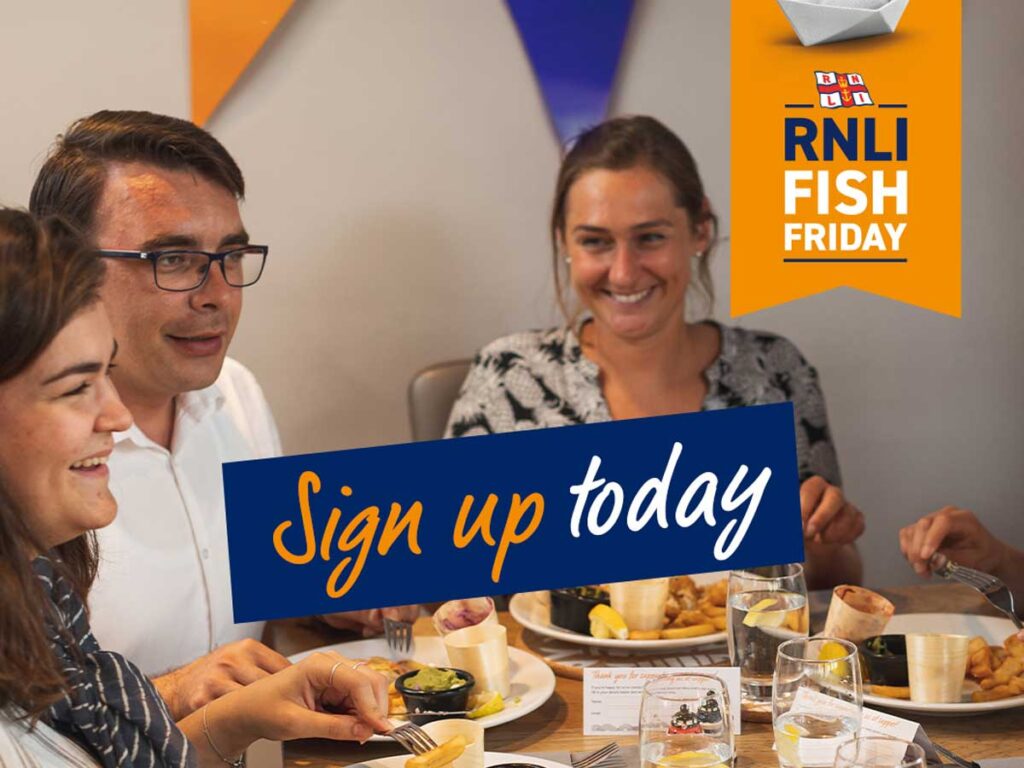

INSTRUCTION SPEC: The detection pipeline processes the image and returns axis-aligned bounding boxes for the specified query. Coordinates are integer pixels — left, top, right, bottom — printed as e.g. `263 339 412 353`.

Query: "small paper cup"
822 585 894 643
422 718 485 768
608 577 669 631
443 622 511 697
905 633 969 703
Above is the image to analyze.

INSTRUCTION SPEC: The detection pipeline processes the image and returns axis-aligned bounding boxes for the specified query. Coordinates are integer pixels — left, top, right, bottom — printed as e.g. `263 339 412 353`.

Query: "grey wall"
0 1 1020 590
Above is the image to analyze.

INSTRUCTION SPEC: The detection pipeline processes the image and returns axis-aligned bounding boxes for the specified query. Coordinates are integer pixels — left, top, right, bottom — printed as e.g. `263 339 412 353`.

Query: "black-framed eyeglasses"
97 245 269 292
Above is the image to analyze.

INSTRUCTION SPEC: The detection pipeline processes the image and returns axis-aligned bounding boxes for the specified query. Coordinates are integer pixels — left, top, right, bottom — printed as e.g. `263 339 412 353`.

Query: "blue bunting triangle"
507 0 634 147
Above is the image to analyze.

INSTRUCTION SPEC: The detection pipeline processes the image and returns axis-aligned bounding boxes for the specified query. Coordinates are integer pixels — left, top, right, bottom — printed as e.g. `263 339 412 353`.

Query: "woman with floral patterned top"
445 116 863 590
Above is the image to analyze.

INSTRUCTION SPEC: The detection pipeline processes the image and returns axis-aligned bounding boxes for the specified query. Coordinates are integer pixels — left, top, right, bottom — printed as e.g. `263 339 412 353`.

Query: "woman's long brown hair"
0 209 106 719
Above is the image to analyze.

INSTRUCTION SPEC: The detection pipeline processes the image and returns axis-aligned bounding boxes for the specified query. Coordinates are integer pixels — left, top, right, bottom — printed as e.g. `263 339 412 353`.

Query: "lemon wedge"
775 722 808 768
588 604 629 639
782 722 808 738
742 597 786 628
818 640 851 679
467 690 504 719
657 751 727 767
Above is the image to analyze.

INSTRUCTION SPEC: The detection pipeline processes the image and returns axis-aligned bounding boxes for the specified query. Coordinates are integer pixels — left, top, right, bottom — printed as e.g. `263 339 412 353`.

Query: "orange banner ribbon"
731 0 962 317
190 0 295 127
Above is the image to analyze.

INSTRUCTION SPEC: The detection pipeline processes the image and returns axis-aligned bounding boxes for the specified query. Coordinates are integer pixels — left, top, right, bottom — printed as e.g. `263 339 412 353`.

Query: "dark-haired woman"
0 209 390 766
445 116 863 589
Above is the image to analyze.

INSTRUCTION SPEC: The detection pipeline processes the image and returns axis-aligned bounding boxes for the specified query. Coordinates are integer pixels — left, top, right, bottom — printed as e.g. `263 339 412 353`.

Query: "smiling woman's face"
563 165 710 342
0 302 132 549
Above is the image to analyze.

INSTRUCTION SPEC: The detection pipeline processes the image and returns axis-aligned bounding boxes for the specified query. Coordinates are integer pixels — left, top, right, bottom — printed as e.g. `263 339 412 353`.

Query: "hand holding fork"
900 507 1024 633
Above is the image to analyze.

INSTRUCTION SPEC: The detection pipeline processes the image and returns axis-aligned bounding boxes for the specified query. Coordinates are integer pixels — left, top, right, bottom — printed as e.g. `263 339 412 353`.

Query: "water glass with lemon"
727 565 809 720
833 737 926 768
772 637 862 768
640 674 733 768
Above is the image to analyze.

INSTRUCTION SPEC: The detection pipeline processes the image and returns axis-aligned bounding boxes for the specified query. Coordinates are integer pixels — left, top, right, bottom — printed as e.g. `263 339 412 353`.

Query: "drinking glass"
773 637 863 768
640 674 732 768
727 564 809 720
833 737 926 768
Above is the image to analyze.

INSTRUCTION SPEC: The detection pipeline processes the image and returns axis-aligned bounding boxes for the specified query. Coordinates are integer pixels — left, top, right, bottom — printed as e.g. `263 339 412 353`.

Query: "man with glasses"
29 110 417 721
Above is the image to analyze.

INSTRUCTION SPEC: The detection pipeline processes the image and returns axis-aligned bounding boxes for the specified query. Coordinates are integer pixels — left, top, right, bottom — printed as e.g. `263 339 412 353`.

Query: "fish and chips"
968 633 1024 702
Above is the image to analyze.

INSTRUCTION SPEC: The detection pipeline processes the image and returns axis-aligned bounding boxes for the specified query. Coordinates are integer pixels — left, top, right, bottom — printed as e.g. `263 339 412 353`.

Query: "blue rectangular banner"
223 403 805 622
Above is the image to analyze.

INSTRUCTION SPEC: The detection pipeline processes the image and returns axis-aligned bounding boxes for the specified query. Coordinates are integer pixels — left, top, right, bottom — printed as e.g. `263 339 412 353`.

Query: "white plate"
862 612 1024 715
510 572 728 652
290 636 556 740
352 751 567 768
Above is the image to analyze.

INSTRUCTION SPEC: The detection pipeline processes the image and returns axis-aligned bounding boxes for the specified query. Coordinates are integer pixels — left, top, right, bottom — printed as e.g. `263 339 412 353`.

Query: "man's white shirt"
88 357 282 676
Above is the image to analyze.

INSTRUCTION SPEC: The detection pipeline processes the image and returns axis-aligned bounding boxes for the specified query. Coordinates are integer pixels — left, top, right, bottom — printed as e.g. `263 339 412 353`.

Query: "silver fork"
933 740 980 768
384 617 414 657
389 721 438 755
930 553 1023 629
590 754 625 768
569 742 623 768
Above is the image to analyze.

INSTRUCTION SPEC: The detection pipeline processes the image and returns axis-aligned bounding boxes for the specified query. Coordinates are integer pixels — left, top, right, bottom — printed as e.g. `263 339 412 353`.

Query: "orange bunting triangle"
190 0 295 126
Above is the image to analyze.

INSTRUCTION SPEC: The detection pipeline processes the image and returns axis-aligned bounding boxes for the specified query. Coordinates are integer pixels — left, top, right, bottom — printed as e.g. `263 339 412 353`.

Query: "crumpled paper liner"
432 597 498 636
822 585 894 642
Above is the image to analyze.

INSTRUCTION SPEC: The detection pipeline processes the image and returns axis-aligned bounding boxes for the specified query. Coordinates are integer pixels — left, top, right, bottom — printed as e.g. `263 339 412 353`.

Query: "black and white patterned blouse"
34 556 195 768
445 322 841 485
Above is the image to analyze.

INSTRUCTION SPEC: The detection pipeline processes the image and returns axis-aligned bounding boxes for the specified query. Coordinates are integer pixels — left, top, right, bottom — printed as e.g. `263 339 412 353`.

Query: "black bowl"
550 588 610 634
860 634 909 686
395 668 475 724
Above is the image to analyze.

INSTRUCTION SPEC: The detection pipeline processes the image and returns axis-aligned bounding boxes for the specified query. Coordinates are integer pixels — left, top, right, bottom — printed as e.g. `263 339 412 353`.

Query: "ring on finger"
328 659 369 691
328 660 346 690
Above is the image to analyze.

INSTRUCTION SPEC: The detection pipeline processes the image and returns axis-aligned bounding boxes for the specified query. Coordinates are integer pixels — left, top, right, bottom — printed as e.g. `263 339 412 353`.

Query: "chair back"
408 359 472 441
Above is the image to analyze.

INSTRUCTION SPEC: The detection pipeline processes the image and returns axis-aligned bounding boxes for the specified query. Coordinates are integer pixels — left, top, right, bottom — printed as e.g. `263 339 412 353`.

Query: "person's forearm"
153 669 186 721
803 542 863 591
179 694 251 767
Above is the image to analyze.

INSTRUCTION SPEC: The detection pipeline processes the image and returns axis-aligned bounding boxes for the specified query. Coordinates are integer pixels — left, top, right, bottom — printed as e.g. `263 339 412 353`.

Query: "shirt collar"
112 380 227 449
178 379 226 422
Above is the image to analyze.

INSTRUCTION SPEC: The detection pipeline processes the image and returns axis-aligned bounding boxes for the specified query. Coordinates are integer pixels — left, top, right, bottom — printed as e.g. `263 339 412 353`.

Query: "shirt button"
201 548 210 559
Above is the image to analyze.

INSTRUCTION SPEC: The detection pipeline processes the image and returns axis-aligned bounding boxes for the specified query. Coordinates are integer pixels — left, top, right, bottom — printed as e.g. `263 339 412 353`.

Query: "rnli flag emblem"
815 71 873 109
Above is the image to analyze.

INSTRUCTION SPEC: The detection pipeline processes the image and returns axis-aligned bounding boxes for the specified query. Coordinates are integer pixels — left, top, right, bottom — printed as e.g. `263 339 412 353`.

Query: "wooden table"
271 584 1024 767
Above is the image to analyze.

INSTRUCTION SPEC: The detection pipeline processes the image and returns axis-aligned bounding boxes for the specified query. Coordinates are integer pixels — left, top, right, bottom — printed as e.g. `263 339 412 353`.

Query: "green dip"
404 666 462 692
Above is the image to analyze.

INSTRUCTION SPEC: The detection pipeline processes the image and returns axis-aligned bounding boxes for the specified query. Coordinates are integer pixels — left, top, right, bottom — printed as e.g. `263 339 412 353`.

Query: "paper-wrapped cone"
822 585 894 642
433 597 498 636
777 0 910 47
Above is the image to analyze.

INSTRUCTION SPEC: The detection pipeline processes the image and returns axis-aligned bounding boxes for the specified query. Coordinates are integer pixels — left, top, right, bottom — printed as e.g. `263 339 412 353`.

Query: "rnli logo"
815 71 873 109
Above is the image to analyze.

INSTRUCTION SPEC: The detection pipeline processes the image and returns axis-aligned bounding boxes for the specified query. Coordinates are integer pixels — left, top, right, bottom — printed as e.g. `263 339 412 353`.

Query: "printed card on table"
583 667 741 736
787 688 934 763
